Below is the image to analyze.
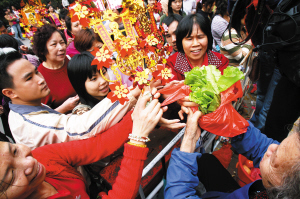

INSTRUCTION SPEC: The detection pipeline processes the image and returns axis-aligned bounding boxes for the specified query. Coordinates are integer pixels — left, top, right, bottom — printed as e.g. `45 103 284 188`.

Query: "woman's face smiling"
0 142 46 198
45 31 66 63
85 68 110 101
182 24 208 66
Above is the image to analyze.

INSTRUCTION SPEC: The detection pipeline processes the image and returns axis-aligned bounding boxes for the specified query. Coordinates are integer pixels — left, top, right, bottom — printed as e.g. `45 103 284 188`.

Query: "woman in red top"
33 24 79 113
0 93 162 198
167 13 229 81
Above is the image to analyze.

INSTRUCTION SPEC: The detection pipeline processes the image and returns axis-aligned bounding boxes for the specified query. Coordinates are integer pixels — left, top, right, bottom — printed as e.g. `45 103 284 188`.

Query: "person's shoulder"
167 52 179 62
37 62 45 71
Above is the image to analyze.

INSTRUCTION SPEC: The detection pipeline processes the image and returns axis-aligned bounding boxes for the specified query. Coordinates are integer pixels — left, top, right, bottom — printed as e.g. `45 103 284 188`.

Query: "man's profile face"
0 26 8 35
5 59 50 105
165 21 179 51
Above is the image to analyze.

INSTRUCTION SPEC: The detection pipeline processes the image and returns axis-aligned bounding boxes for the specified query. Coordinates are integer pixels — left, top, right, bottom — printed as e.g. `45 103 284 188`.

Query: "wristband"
127 141 147 148
128 133 150 142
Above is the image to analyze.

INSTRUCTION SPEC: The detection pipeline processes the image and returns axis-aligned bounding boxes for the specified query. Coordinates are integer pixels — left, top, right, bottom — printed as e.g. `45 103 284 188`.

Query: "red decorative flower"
152 64 174 85
154 2 162 12
107 82 130 105
91 46 113 70
70 2 90 27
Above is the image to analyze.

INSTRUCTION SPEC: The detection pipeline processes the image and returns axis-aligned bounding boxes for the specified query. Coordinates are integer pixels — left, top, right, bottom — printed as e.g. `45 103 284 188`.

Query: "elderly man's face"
260 132 300 188
0 25 8 35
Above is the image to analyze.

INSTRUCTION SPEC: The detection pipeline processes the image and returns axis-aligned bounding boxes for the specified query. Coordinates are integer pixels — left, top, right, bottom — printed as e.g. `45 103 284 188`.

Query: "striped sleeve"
220 29 252 66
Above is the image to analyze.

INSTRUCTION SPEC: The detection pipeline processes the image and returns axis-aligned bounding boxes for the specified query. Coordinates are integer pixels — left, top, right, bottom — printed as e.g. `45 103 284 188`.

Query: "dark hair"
59 8 69 21
74 29 95 52
168 0 184 16
65 16 73 38
46 5 53 11
67 52 105 107
196 0 215 12
214 0 228 17
162 14 183 27
176 13 213 53
0 50 23 93
32 24 67 61
0 35 18 51
230 0 251 37
0 20 4 28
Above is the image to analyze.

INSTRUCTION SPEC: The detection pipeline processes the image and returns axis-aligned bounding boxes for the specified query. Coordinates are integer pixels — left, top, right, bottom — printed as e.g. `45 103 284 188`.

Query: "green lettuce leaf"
184 65 244 114
217 66 245 92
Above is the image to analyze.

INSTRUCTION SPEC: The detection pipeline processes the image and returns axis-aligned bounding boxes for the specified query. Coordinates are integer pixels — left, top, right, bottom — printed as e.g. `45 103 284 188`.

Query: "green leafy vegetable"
184 65 244 114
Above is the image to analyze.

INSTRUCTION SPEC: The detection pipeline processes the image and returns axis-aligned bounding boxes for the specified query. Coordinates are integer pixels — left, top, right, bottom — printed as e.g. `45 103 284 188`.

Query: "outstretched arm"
165 109 203 198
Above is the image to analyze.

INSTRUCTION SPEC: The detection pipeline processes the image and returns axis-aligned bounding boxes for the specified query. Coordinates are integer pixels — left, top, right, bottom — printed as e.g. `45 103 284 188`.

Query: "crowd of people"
0 0 299 198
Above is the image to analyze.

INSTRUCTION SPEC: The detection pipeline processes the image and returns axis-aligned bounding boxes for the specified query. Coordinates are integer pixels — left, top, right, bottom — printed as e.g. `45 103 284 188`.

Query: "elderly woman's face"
45 31 66 62
182 24 208 64
0 142 46 198
260 132 300 188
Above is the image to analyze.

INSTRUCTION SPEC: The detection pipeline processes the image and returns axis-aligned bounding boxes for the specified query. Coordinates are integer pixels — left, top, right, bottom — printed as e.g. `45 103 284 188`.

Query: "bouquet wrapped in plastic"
158 65 249 137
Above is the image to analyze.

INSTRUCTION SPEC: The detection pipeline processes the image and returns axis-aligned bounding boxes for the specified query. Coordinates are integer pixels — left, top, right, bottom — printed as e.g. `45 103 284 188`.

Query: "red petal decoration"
71 15 79 22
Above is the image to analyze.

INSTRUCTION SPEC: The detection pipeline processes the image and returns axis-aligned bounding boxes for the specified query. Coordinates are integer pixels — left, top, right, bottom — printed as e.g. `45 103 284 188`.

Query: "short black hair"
0 34 19 51
176 13 213 53
67 52 104 108
32 24 67 61
0 20 4 27
162 14 183 27
0 50 23 93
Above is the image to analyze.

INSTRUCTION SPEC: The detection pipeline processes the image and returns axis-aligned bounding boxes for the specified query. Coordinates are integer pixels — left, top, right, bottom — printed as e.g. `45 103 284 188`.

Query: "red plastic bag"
159 81 249 137
159 82 191 107
212 143 233 169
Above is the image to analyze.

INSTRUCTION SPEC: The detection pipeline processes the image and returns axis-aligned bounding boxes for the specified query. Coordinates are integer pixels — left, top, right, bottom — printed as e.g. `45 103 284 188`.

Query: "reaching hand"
131 92 163 144
177 97 199 120
61 95 80 112
158 106 186 129
20 45 29 52
180 108 202 153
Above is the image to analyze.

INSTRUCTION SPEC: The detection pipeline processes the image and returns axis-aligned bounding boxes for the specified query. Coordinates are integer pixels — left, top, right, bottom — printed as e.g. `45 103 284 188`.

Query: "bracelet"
128 134 150 142
127 142 147 148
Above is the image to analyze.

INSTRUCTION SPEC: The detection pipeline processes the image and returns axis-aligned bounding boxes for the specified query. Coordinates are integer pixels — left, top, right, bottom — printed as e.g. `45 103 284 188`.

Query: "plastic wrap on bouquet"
159 81 249 137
